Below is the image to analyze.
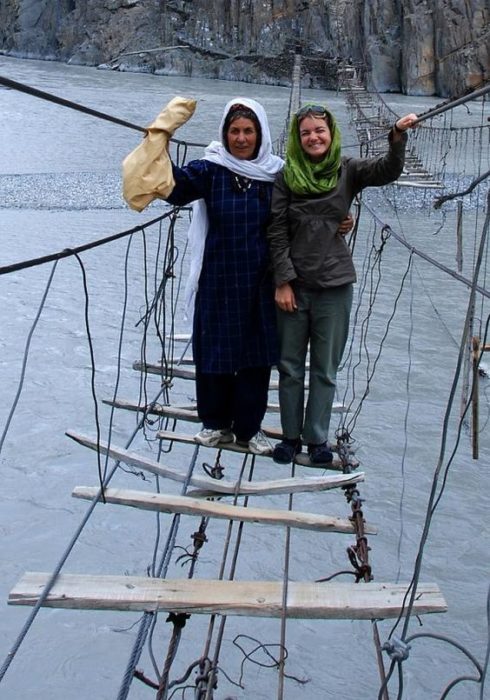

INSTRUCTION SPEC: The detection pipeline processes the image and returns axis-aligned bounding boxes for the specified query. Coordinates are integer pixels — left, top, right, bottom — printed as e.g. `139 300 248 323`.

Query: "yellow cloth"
122 96 197 212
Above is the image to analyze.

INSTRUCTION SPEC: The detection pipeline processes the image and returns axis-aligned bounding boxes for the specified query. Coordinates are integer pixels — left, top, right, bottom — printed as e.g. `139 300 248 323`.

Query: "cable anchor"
382 635 411 662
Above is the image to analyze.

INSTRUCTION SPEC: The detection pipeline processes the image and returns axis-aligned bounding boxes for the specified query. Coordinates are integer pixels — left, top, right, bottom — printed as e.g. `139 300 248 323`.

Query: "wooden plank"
396 181 443 189
100 403 351 457
266 401 347 414
169 357 194 366
72 487 376 534
102 399 201 423
166 333 191 342
155 430 358 470
133 362 196 381
103 397 346 417
133 362 292 391
295 452 359 469
9 573 447 620
65 431 364 496
156 429 343 468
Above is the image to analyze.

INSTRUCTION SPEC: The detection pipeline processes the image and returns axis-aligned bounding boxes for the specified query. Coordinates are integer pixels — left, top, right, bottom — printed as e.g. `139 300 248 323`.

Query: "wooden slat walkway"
338 66 442 188
9 573 447 620
72 487 376 534
66 431 364 496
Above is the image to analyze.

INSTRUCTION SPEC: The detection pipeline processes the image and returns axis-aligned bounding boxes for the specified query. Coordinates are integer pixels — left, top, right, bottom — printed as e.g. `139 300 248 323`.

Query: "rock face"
0 0 488 96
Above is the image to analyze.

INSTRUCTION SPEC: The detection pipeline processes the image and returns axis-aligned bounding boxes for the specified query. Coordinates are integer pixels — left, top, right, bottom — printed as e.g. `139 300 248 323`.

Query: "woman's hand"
393 113 418 141
337 212 354 236
275 282 297 312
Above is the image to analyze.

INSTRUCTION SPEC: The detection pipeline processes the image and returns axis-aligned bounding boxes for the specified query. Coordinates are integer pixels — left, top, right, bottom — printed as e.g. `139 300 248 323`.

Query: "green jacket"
267 131 407 289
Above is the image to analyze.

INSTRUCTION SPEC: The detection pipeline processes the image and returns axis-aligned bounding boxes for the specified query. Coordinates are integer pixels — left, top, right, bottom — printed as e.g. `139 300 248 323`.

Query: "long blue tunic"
167 160 278 374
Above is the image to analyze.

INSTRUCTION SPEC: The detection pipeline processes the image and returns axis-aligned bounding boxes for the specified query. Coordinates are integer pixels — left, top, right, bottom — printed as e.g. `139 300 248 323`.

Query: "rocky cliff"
0 0 488 97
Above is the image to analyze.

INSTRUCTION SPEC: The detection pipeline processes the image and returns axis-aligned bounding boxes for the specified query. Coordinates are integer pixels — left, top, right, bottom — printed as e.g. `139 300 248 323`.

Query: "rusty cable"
156 613 191 700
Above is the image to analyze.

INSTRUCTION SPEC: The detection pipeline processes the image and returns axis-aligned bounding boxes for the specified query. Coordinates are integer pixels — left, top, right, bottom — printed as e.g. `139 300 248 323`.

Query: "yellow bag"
122 96 197 212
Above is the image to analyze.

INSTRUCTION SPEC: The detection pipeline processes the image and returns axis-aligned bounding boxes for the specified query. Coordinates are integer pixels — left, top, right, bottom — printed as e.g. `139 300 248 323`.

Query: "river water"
0 56 489 700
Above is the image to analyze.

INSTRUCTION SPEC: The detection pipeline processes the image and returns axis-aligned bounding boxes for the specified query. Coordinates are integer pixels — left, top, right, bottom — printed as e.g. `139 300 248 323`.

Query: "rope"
0 386 165 683
0 74 146 132
201 458 256 700
0 261 58 455
71 251 104 493
412 83 490 126
277 483 294 700
0 217 169 681
0 74 207 148
2 53 488 700
434 168 490 208
359 200 490 300
0 211 175 275
378 193 490 698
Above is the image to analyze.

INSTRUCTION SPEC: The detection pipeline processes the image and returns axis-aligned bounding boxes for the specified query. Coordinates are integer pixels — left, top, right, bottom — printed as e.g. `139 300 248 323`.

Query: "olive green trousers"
276 283 353 445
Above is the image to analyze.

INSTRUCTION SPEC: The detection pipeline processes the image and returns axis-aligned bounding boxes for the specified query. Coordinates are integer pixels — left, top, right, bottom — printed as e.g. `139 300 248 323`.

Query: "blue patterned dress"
167 160 278 374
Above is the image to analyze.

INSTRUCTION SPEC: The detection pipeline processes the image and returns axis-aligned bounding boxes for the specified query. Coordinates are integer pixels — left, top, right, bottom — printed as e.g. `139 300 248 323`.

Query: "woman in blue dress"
166 98 284 454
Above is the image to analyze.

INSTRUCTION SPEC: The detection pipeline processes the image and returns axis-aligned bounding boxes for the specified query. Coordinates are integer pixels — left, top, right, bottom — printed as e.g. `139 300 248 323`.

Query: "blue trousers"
276 283 353 445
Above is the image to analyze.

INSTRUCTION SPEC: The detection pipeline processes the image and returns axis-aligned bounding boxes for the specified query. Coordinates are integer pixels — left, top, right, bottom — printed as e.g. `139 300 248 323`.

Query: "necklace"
232 174 253 192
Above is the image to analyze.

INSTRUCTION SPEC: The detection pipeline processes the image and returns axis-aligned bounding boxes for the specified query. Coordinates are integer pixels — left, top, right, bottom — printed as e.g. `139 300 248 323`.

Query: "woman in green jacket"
267 104 417 465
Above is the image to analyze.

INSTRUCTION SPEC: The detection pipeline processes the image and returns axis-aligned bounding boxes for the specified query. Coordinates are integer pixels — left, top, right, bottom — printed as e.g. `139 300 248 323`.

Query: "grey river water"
0 56 489 699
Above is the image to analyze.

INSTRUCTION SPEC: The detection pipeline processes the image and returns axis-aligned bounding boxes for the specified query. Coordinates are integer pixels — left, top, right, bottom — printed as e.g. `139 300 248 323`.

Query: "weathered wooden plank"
9 573 447 620
133 362 196 380
396 181 443 189
102 400 201 423
176 402 346 415
133 362 287 391
65 432 364 496
266 402 346 414
169 357 194 366
166 333 192 342
104 398 347 417
155 430 357 470
72 487 376 534
100 404 353 461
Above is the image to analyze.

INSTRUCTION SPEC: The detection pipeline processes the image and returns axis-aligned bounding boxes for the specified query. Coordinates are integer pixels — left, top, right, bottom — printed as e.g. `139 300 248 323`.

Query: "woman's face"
298 115 332 161
226 116 259 160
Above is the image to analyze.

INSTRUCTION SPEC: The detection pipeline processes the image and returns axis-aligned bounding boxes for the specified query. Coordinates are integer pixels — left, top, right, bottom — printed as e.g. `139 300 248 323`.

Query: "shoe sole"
272 454 293 464
249 448 273 456
195 434 235 447
308 455 333 464
273 448 301 464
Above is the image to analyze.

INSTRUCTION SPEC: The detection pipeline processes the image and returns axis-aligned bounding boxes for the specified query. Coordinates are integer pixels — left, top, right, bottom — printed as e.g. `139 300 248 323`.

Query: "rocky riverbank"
0 1 488 97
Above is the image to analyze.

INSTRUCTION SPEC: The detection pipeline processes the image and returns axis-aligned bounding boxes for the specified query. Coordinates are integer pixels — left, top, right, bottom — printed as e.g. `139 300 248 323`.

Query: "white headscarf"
184 98 284 320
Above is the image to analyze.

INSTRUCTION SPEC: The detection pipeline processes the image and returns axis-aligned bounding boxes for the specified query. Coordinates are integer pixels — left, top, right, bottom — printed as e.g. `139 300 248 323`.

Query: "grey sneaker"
247 431 273 456
194 428 235 447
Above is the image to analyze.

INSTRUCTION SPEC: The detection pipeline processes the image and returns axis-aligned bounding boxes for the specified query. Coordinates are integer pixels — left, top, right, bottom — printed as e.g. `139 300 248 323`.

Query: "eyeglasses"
296 105 328 120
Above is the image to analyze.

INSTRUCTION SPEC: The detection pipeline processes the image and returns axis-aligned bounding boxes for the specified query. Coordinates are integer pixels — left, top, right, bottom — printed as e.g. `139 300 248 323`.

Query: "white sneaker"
194 428 235 447
247 431 273 456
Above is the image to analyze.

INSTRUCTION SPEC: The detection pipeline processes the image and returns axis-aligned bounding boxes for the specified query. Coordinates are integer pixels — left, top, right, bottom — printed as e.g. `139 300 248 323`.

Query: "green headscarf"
283 105 342 195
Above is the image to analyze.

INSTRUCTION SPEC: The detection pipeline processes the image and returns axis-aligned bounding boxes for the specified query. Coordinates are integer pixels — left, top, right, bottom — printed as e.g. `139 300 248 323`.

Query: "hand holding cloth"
122 96 197 211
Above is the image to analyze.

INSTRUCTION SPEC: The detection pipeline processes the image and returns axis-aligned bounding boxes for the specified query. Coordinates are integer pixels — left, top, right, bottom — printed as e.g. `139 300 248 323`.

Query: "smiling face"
225 116 259 160
298 115 332 161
